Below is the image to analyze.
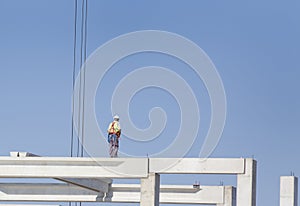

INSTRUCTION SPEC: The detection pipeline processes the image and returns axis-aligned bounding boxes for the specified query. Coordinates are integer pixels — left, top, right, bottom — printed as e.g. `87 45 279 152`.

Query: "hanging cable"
69 0 88 205
81 0 88 158
70 2 78 206
70 0 88 158
70 0 78 158
77 0 86 158
72 1 88 206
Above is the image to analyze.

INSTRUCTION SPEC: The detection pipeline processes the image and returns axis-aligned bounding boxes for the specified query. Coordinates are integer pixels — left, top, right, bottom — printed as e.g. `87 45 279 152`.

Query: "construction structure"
280 176 298 206
0 152 258 206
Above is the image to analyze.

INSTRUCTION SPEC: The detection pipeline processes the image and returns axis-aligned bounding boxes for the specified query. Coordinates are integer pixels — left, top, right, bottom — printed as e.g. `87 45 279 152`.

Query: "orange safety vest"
108 122 116 134
108 121 121 138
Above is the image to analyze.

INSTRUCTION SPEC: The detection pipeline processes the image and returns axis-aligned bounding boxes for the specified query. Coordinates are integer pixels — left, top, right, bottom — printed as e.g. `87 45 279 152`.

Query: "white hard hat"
113 115 119 120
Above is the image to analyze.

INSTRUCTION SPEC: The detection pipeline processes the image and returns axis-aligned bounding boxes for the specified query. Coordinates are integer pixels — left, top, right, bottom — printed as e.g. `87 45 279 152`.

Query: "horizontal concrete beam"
110 184 201 193
0 183 234 204
0 156 247 178
150 158 245 174
9 152 112 192
107 184 225 204
56 178 111 193
0 157 148 178
0 183 102 202
108 185 234 205
160 185 225 204
0 205 60 206
10 152 39 157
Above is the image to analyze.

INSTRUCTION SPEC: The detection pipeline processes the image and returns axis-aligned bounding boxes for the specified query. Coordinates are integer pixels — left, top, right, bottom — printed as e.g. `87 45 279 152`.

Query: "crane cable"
70 0 78 158
81 0 88 158
70 0 88 206
70 0 88 158
76 0 84 158
69 1 78 205
77 0 88 158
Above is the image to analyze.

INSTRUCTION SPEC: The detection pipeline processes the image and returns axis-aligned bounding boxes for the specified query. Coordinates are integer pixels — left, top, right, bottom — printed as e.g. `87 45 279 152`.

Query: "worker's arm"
116 122 121 138
107 123 112 133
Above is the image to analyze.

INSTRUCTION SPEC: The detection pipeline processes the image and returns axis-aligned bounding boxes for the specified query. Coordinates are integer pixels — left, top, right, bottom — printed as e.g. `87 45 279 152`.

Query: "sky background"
0 0 300 205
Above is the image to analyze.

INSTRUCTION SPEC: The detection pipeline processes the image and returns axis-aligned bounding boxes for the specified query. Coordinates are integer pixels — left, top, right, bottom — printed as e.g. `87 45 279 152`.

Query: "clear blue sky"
0 0 300 205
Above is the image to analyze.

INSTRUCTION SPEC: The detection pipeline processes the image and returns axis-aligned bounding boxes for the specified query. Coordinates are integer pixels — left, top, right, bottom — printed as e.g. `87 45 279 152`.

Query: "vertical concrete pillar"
237 158 257 206
280 176 298 206
217 186 236 206
140 173 160 206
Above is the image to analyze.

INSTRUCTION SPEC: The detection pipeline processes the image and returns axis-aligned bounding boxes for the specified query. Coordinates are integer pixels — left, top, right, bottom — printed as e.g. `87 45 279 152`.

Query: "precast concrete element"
0 205 60 206
150 158 256 206
149 158 245 174
9 152 39 157
217 186 236 206
9 152 112 193
0 154 256 206
0 157 148 178
0 183 102 202
0 183 235 205
160 185 234 205
236 158 256 206
140 173 160 206
280 176 298 206
56 178 112 193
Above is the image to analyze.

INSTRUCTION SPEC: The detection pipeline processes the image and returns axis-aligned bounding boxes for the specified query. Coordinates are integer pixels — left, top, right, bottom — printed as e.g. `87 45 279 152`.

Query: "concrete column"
280 176 298 206
217 186 236 206
237 158 257 206
140 173 160 206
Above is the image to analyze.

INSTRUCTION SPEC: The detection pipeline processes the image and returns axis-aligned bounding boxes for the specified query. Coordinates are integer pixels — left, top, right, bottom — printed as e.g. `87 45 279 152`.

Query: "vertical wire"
70 0 78 158
77 0 85 158
81 0 88 158
70 1 78 206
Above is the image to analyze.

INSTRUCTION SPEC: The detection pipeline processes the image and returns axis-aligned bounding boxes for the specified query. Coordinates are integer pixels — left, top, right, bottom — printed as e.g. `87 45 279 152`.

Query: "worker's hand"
116 131 121 138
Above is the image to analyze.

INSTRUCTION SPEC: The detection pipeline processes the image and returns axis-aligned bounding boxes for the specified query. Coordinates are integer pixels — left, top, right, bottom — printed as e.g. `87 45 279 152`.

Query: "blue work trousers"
108 134 119 158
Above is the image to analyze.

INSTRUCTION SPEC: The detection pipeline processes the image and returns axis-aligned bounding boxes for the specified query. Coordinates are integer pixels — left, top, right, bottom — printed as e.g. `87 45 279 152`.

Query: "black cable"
70 0 78 158
70 1 88 205
70 2 78 206
77 0 86 158
81 0 88 158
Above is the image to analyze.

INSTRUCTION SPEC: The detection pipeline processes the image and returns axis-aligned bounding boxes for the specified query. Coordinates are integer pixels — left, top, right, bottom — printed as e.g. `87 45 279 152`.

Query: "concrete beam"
159 185 225 204
280 176 298 206
56 178 112 193
0 154 249 206
0 157 148 178
149 158 245 174
0 183 102 202
4 155 247 176
9 152 112 193
0 205 60 206
0 157 248 178
105 184 219 204
237 158 256 206
0 183 235 205
140 173 160 206
10 152 39 157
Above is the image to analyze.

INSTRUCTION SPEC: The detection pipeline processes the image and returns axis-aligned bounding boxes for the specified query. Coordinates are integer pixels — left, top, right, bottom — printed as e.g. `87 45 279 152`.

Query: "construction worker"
107 115 121 158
